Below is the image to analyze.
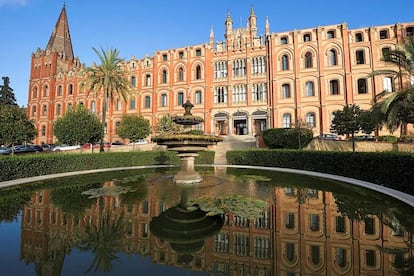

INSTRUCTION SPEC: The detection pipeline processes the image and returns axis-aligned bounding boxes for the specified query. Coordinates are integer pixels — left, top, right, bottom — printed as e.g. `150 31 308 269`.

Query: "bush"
0 150 215 182
399 135 414 143
378 135 398 143
227 149 414 195
262 128 313 149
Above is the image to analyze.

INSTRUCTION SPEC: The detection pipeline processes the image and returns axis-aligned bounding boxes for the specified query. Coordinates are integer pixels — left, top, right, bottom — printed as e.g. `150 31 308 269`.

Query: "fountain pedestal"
174 153 202 184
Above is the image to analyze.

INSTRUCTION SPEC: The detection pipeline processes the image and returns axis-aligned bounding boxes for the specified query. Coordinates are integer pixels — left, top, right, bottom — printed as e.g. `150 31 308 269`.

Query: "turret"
248 6 257 37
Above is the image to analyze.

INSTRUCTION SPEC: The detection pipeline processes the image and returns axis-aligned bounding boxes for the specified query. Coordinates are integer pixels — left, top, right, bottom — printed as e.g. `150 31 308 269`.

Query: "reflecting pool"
0 166 413 275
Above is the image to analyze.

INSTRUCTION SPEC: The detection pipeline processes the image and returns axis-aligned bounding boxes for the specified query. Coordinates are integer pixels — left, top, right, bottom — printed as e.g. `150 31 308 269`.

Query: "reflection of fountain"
152 100 222 184
150 188 224 264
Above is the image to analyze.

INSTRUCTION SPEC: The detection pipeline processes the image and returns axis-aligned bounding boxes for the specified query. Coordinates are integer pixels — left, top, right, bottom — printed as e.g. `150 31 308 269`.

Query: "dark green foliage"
0 150 215 182
0 76 17 106
0 105 36 147
53 104 103 145
188 129 204 135
227 149 414 195
116 114 151 142
379 135 399 143
262 128 313 149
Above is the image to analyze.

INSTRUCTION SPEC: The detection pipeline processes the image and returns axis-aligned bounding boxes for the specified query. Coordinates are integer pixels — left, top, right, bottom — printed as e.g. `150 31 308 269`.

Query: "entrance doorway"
216 120 227 135
234 119 247 135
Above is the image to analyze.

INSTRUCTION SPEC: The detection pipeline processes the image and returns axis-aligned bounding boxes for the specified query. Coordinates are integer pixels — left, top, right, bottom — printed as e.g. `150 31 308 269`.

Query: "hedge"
227 149 414 195
0 150 215 182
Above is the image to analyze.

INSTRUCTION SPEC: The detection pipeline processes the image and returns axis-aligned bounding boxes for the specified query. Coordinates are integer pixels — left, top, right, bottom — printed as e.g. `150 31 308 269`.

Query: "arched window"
42 105 47 116
32 87 38 98
178 67 184 81
68 84 73 95
282 84 291 98
56 104 61 115
57 85 63 96
305 52 313 68
32 106 37 116
91 101 96 112
195 65 202 80
161 94 167 107
116 99 122 111
305 81 314 96
43 85 49 97
282 55 289 70
41 125 46 136
162 69 167 83
329 49 338 66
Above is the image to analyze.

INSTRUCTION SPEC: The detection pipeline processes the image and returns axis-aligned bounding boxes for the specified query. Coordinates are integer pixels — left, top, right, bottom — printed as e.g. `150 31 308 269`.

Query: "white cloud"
0 0 31 7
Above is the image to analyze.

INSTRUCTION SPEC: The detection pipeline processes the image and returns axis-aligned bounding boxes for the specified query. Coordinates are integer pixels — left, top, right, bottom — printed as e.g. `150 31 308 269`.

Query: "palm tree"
370 37 414 136
81 47 131 152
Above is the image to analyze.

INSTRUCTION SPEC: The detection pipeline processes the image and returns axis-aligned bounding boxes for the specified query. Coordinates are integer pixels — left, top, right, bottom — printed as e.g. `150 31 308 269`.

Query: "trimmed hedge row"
0 150 215 182
227 149 414 195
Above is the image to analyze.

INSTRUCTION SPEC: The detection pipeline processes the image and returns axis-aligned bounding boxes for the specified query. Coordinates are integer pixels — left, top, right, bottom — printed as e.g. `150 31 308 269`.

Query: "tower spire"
45 4 74 60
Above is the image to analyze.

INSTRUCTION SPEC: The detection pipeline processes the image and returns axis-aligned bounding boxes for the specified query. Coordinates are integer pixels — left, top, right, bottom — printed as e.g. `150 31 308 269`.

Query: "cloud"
0 0 31 7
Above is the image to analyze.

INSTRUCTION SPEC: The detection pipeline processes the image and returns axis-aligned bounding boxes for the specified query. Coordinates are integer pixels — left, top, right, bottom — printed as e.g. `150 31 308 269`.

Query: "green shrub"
188 130 204 135
378 135 398 143
0 150 215 182
227 149 414 195
399 135 414 143
262 128 313 149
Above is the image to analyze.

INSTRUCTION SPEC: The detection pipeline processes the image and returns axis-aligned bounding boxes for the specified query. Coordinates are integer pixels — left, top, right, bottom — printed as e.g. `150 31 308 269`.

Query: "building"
27 5 414 145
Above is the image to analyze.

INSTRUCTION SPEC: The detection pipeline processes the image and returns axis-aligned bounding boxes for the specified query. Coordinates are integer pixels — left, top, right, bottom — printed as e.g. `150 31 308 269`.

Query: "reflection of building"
27 5 414 145
20 181 413 275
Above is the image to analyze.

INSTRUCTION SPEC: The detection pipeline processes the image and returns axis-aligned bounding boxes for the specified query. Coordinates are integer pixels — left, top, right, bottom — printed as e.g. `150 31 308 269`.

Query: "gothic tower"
28 4 82 144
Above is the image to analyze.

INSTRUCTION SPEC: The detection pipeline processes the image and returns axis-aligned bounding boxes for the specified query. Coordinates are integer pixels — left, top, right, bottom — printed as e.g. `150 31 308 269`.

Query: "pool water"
0 166 413 275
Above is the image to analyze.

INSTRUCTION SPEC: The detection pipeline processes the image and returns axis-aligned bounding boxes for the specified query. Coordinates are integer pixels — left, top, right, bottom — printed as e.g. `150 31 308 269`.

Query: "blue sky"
0 0 413 106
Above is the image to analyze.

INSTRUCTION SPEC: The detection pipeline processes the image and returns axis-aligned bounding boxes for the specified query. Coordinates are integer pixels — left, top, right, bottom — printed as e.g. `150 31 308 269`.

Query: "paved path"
214 135 256 165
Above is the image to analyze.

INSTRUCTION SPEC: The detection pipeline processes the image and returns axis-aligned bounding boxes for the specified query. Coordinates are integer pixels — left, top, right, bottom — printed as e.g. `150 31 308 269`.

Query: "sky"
0 0 413 107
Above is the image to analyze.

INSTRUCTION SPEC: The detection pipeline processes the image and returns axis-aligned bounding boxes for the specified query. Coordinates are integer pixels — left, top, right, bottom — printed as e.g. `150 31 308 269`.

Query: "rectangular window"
161 94 167 107
356 50 365 64
131 76 136 87
195 91 202 104
129 98 136 110
145 96 151 108
336 216 346 233
310 214 320 231
196 49 201 56
215 87 228 103
366 250 376 266
364 217 375 235
358 79 367 94
285 213 295 229
330 80 340 95
383 77 393 92
177 92 184 105
145 74 151 86
283 114 291 128
179 51 184 59
162 54 167 61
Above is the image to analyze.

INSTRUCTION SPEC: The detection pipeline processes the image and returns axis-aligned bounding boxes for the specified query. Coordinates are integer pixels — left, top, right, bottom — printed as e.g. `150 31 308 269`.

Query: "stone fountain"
152 100 222 184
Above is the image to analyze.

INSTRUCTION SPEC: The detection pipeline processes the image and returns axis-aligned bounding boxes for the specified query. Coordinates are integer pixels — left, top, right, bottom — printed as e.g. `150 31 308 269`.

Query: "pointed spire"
250 5 256 17
45 4 74 60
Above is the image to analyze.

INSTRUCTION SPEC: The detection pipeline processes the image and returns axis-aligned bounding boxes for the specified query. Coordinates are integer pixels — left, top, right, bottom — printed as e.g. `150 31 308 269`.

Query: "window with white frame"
282 113 291 128
251 56 266 74
145 74 151 86
383 77 393 92
214 61 228 79
282 55 289 70
329 49 338 66
305 81 315 96
306 112 316 127
215 86 228 103
177 92 184 106
252 83 267 101
232 59 246 77
161 94 167 107
232 84 247 103
129 98 136 110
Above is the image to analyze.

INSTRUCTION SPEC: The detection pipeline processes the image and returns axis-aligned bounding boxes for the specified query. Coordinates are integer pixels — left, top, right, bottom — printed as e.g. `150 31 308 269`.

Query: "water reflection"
2 168 413 275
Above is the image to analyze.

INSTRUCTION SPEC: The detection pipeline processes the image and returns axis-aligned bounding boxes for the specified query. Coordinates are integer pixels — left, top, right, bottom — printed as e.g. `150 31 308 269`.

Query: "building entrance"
234 119 247 135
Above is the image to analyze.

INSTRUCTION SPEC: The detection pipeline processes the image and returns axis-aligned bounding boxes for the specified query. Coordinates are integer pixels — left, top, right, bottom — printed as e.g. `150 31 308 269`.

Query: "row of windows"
160 48 202 61
214 83 267 104
278 26 414 45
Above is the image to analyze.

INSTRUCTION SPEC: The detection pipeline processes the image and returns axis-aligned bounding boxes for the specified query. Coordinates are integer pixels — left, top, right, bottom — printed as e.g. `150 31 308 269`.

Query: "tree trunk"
100 96 106 152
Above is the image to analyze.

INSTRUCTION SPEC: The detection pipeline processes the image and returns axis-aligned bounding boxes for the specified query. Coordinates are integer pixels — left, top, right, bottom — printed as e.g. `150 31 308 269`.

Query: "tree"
116 114 151 144
370 37 414 135
81 47 131 152
0 105 36 151
0 76 17 106
154 114 183 135
53 104 103 147
330 104 364 152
